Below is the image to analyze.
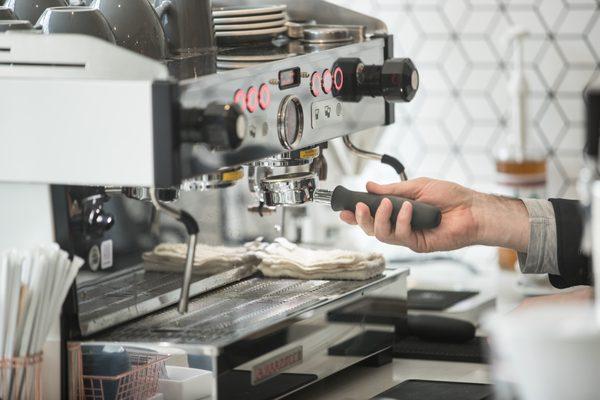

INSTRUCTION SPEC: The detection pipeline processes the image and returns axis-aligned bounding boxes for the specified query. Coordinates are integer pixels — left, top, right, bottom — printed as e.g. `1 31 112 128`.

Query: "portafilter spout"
150 189 198 314
260 172 442 231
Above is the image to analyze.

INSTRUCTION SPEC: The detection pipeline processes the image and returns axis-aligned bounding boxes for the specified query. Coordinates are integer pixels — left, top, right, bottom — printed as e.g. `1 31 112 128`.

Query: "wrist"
474 193 530 252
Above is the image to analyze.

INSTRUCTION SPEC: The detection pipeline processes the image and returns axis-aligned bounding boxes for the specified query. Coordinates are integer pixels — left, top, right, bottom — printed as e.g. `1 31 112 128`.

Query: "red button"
258 84 271 110
333 67 344 91
322 69 333 94
246 86 258 113
233 89 246 111
310 72 321 97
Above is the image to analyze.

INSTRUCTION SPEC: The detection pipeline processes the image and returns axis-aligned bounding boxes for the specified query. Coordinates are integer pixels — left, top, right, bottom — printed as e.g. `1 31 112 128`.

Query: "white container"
487 305 600 400
158 366 212 400
591 181 600 322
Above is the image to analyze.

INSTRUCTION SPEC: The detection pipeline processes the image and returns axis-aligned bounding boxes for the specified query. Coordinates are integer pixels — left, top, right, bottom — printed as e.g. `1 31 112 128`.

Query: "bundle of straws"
0 244 83 399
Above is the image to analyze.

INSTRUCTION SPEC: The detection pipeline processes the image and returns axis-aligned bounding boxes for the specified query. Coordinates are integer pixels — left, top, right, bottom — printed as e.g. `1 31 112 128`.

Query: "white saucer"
212 5 287 18
215 26 287 38
217 54 291 62
214 18 286 32
217 61 262 70
213 12 286 25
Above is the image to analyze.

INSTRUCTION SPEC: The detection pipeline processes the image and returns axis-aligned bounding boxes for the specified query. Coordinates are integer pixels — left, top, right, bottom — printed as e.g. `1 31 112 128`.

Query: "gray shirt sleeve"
517 199 559 275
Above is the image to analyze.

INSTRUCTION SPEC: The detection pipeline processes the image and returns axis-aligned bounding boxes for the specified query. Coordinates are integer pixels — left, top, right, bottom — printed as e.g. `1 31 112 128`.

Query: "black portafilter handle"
329 186 441 230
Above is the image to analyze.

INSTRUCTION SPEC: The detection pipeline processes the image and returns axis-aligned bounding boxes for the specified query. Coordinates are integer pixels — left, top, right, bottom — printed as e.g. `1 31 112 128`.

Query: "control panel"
178 38 417 175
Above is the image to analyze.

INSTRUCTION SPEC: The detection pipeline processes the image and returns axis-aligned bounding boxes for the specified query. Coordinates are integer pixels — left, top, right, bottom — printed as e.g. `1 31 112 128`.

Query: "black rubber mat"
393 336 489 364
328 330 394 357
327 296 406 326
408 289 479 311
371 379 493 400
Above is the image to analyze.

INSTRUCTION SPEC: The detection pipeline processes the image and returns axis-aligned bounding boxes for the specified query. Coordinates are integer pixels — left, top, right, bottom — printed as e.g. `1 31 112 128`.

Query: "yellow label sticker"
299 148 320 159
222 169 244 182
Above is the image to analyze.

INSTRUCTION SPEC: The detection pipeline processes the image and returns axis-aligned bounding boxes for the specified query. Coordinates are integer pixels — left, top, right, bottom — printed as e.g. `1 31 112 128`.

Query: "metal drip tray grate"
93 271 405 346
77 263 257 336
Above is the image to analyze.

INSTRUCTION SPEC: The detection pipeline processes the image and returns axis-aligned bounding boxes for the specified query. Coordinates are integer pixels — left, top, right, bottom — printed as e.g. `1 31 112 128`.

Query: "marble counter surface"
288 254 533 399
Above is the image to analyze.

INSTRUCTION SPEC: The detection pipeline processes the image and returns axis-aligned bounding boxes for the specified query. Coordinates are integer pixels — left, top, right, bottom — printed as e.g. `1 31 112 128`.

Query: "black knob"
87 207 114 235
78 194 114 236
358 58 419 103
333 58 419 103
180 102 246 151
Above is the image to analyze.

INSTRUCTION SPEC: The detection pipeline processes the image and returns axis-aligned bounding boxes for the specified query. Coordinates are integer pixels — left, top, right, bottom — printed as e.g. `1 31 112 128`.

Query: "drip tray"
76 263 257 336
91 270 407 347
372 380 493 400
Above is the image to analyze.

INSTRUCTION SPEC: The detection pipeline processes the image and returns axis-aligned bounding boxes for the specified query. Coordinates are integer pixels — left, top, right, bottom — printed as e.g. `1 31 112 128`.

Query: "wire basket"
0 353 43 400
69 344 169 400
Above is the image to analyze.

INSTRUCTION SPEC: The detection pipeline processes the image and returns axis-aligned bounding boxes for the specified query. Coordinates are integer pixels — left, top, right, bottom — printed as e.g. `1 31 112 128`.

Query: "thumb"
366 178 428 199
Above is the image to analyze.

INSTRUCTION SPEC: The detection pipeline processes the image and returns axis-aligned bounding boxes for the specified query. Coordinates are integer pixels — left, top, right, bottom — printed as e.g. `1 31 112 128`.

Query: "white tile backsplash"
330 0 600 197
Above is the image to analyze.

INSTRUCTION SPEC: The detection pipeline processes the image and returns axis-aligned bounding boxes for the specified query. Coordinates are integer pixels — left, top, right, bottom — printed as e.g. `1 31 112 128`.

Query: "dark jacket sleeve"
547 198 592 288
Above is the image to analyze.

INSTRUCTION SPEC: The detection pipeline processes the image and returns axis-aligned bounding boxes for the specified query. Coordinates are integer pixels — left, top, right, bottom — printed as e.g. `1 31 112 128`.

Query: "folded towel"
143 239 385 280
143 243 258 275
246 238 385 281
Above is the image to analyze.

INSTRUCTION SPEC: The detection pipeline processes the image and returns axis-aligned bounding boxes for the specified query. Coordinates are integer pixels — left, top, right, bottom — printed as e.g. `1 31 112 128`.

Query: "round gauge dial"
277 96 304 150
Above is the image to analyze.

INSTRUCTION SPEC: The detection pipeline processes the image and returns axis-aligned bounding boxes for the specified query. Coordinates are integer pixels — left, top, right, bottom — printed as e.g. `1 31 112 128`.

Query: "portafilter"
259 172 441 230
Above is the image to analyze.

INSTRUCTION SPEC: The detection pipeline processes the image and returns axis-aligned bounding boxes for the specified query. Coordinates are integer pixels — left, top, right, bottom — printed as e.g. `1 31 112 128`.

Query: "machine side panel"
0 79 158 186
152 81 180 187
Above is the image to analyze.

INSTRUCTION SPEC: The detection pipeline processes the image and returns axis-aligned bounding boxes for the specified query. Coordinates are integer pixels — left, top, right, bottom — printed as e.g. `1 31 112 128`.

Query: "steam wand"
150 189 199 314
342 135 408 181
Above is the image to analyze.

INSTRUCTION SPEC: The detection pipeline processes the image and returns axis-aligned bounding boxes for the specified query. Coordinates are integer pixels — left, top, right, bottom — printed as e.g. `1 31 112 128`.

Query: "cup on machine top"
90 0 167 59
156 0 217 78
35 6 115 43
4 0 67 24
153 0 215 56
0 6 17 20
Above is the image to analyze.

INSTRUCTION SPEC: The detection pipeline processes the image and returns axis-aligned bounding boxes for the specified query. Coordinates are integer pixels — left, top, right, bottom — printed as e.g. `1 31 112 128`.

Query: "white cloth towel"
142 243 258 275
246 238 385 281
144 239 385 280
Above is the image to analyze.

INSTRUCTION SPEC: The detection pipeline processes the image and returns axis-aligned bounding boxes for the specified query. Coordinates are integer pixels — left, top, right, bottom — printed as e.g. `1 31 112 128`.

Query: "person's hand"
515 287 593 312
339 178 530 253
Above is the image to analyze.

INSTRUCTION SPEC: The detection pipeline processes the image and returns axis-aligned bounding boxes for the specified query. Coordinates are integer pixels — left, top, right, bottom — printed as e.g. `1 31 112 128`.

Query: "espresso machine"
0 1 428 398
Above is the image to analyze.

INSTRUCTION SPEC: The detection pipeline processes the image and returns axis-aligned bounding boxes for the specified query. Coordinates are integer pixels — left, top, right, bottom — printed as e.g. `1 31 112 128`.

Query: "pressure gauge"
277 95 304 150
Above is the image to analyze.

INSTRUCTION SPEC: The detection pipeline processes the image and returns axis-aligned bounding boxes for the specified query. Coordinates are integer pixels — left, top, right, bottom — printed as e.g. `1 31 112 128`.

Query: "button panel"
259 84 271 110
311 98 344 129
322 69 333 94
231 64 350 147
233 89 246 111
310 72 321 97
333 66 344 91
246 86 258 113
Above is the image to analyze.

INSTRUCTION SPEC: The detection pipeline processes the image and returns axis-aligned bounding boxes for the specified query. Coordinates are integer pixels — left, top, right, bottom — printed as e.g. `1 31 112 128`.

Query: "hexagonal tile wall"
330 0 600 198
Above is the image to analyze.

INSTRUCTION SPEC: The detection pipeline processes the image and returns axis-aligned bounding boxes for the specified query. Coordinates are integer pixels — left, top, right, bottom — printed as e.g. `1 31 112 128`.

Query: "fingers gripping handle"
330 186 442 230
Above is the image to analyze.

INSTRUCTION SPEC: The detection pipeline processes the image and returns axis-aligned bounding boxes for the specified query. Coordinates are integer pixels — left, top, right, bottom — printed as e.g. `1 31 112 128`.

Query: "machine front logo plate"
251 346 303 385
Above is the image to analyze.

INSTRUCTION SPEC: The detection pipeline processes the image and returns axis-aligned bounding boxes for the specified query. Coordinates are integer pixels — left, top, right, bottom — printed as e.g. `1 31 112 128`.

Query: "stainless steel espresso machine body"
0 1 417 398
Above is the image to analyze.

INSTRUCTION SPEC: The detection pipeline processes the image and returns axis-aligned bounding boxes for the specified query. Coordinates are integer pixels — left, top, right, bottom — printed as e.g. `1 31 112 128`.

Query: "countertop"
287 251 554 399
288 358 490 399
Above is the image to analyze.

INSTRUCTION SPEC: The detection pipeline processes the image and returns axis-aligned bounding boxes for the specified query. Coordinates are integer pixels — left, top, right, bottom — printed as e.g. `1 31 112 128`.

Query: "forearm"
473 193 530 252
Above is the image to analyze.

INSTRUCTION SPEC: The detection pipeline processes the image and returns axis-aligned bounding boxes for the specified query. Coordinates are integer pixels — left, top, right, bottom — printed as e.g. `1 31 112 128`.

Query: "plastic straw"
0 244 83 397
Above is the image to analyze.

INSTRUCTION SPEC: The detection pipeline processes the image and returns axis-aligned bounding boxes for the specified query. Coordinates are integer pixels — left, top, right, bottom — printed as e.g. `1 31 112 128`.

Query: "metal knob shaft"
333 57 419 103
357 58 419 103
180 102 246 151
